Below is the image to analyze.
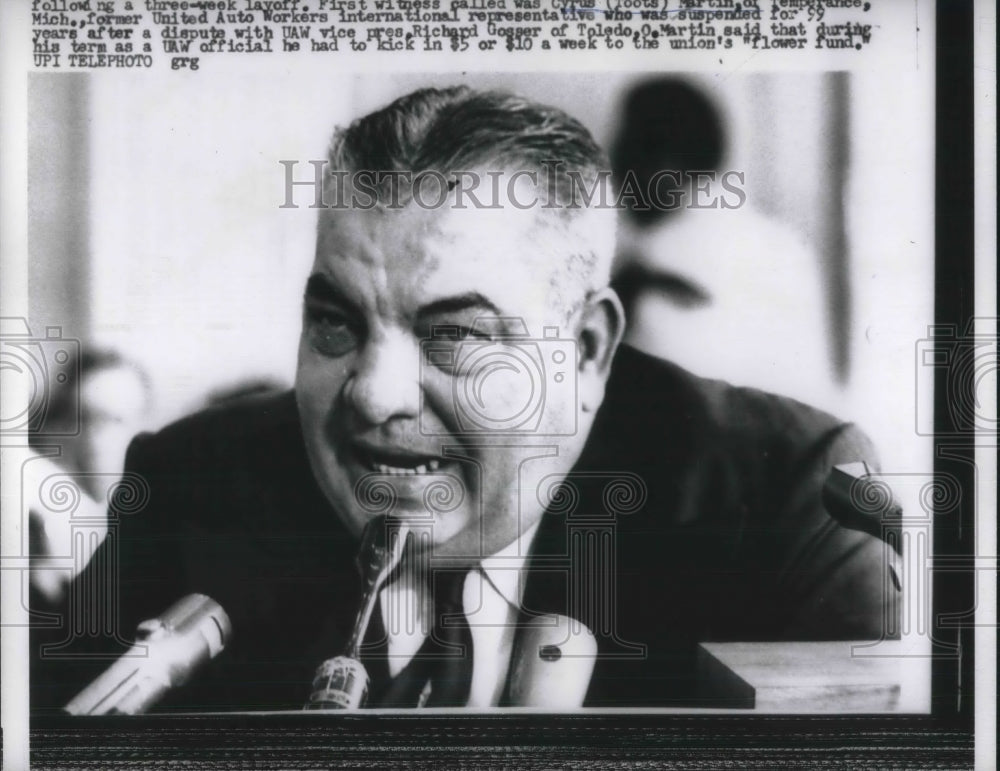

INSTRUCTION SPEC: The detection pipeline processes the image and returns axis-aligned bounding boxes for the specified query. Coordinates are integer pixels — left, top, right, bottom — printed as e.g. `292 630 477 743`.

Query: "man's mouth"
354 445 447 476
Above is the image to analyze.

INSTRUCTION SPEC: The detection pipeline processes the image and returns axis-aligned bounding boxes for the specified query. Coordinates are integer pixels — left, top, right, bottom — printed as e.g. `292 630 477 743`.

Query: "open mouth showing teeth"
357 448 444 476
372 459 441 476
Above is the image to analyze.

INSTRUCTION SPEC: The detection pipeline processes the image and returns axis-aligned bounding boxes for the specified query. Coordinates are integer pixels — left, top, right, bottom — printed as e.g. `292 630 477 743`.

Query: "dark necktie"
372 569 473 708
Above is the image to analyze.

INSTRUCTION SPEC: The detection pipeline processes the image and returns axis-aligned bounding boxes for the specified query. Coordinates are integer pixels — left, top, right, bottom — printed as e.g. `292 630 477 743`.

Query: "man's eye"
472 327 500 341
453 326 494 341
421 325 505 376
422 323 495 342
305 309 360 357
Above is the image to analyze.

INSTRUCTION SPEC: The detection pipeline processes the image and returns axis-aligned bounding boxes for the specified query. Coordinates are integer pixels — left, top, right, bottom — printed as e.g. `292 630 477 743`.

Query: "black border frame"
21 1 981 767
29 714 975 768
931 0 976 727
931 0 976 733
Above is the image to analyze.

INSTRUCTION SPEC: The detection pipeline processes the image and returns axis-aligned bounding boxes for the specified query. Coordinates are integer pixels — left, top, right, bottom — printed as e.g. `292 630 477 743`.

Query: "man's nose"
345 334 421 426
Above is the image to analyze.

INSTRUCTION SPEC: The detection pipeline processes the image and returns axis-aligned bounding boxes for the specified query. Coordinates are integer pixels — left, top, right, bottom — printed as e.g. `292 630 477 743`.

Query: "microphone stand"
304 515 410 709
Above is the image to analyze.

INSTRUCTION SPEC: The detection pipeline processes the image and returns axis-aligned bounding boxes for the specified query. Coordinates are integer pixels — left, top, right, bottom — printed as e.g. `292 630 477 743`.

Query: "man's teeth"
372 458 442 476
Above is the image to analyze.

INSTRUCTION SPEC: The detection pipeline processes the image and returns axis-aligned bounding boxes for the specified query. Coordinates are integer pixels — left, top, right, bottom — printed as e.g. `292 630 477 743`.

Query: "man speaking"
31 86 898 711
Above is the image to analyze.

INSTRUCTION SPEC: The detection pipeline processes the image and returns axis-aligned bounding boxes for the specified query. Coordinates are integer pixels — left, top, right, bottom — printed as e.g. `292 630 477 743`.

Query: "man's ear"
575 287 626 413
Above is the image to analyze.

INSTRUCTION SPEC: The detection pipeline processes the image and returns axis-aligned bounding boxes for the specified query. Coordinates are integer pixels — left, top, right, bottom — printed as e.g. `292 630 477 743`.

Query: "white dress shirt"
378 524 539 707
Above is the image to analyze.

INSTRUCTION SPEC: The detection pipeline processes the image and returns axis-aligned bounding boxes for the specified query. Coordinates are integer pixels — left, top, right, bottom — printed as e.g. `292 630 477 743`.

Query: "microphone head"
823 462 903 551
63 593 232 716
151 593 232 658
305 656 370 710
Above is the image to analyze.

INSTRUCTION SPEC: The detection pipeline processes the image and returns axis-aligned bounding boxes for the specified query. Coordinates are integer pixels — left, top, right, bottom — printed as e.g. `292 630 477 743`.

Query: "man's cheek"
452 367 537 431
296 356 345 404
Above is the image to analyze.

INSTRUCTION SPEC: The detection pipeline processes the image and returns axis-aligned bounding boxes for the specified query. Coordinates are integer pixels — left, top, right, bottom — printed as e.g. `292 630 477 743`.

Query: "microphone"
63 594 232 716
304 515 410 710
822 461 903 553
506 614 597 708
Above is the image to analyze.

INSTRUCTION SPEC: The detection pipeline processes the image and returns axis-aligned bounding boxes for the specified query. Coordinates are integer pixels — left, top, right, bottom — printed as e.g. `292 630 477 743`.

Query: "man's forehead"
323 167 550 221
317 189 549 264
314 206 553 311
311 169 590 323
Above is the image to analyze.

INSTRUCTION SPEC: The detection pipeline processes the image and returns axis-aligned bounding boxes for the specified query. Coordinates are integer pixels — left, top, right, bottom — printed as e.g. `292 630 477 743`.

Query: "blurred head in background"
611 78 726 231
610 77 728 316
30 348 153 499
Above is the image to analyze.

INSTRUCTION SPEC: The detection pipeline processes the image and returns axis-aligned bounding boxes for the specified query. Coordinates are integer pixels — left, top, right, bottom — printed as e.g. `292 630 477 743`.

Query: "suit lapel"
513 346 707 705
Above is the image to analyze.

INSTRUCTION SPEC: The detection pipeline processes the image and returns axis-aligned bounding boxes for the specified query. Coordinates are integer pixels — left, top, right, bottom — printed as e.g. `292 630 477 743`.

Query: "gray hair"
323 86 617 314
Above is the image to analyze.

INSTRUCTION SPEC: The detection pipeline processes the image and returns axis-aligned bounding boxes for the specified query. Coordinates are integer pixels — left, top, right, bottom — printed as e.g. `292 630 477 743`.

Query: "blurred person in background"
610 78 834 405
27 348 153 604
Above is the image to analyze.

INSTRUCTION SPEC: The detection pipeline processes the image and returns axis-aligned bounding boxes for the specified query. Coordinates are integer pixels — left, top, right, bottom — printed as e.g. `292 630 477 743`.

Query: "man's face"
295 190 596 559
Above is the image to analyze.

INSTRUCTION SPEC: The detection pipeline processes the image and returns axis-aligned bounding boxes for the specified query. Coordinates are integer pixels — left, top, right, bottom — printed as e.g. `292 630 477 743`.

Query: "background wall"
27 74 91 339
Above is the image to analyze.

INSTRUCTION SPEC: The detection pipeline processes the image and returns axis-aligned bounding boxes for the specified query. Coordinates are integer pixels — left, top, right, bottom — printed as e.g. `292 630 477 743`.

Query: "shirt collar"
477 521 541 609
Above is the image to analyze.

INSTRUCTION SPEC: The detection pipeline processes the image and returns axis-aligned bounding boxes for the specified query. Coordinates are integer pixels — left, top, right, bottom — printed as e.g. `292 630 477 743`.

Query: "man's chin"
349 469 465 513
388 501 472 553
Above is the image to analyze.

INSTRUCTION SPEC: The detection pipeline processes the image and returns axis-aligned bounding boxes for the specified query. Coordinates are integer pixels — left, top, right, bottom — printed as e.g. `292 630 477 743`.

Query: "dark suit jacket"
31 346 898 711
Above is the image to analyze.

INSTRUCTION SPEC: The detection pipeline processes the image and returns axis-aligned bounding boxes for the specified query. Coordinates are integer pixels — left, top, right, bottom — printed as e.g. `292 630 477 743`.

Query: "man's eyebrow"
417 293 503 318
304 274 359 312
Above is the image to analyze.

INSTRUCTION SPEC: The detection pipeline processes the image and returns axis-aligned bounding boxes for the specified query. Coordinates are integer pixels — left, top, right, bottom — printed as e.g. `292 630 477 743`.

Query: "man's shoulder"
122 388 335 542
121 390 324 528
590 345 878 531
131 389 302 471
600 345 863 461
